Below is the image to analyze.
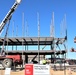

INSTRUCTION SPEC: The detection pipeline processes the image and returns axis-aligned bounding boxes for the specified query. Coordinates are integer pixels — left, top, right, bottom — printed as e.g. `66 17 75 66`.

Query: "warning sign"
34 64 50 75
25 64 50 75
25 64 33 75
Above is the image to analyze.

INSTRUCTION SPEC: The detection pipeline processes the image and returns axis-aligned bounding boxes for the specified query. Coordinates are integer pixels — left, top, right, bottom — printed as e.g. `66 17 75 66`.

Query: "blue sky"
0 0 76 59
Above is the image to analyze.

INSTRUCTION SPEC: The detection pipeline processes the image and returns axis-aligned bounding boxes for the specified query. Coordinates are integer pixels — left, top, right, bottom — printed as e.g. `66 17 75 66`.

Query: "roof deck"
0 37 65 45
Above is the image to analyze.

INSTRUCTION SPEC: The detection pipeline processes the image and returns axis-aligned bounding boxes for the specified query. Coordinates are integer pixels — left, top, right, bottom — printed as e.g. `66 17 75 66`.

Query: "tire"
2 59 12 68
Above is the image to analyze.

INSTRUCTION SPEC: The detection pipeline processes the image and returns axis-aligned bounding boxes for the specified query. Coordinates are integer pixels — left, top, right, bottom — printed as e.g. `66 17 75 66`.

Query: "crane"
0 0 22 69
1 0 21 54
0 0 21 53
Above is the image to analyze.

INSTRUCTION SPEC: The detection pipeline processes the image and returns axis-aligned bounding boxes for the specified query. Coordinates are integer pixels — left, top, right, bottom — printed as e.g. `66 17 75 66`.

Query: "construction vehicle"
0 0 22 68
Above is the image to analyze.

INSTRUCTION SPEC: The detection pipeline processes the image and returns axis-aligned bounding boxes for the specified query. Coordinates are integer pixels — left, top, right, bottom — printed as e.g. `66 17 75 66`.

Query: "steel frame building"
0 37 67 63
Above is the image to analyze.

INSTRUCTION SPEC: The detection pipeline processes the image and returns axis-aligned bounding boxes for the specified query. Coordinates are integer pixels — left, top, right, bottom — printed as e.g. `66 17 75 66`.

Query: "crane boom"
0 0 21 33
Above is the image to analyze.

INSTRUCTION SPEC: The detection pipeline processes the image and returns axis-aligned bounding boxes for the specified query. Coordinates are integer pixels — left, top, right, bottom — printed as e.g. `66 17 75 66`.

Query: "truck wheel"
2 59 12 68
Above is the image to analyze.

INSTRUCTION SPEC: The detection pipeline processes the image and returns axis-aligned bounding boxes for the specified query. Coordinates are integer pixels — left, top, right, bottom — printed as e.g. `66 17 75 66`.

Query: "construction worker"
42 59 47 65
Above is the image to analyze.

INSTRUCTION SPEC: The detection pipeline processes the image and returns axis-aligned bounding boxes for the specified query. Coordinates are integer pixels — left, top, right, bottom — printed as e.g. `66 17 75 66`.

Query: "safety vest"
42 59 47 64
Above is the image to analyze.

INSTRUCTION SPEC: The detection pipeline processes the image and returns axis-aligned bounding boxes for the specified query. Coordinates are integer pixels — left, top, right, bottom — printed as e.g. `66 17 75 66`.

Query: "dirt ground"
50 69 76 75
0 69 76 75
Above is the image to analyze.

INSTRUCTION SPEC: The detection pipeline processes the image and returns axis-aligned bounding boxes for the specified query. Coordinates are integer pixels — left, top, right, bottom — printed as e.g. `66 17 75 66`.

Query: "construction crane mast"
0 0 21 33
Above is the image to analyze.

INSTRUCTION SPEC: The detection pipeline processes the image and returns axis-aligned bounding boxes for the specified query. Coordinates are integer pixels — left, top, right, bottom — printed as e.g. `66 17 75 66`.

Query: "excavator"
0 0 22 69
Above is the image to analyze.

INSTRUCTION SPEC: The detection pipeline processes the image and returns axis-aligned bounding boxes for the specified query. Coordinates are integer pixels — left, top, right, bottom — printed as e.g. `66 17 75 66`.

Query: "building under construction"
0 0 68 69
0 13 68 67
0 37 67 63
